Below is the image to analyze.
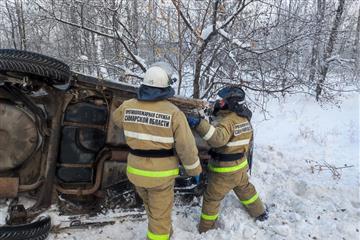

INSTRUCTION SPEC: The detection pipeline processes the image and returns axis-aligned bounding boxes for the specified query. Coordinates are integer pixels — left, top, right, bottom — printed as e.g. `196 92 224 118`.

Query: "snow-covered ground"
1 93 359 240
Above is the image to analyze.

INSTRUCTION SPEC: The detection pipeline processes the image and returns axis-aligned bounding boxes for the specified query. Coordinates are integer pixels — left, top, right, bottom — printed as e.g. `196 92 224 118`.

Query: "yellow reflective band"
147 230 170 240
241 193 259 205
208 160 248 173
201 213 218 221
127 166 179 178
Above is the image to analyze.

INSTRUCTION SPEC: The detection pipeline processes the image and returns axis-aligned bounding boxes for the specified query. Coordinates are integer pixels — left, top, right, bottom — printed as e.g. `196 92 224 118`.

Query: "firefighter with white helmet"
113 62 202 240
187 86 268 233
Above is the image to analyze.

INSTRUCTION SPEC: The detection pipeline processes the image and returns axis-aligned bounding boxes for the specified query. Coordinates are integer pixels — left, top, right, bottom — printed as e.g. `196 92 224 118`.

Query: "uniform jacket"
112 98 202 188
195 110 252 171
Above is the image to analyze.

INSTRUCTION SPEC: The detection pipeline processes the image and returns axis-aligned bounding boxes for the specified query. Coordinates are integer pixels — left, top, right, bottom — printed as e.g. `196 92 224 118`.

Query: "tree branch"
171 0 202 39
35 2 146 72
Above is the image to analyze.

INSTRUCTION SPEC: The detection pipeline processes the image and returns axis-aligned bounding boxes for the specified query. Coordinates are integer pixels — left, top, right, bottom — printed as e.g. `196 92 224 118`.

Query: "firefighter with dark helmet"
187 86 268 233
112 62 202 240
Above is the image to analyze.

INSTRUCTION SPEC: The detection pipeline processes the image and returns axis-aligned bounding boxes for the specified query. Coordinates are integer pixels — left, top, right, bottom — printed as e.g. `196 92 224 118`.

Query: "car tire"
0 49 70 84
0 216 51 240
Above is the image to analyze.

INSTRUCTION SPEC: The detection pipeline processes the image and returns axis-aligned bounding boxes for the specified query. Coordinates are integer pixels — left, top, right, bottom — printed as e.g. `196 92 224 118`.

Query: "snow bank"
253 93 359 186
1 93 359 240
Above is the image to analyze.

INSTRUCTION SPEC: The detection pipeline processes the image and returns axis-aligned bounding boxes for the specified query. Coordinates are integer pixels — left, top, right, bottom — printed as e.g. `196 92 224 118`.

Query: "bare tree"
309 0 325 85
176 1 184 95
172 0 253 98
316 0 346 101
0 0 356 102
355 5 360 77
4 0 17 49
14 0 26 50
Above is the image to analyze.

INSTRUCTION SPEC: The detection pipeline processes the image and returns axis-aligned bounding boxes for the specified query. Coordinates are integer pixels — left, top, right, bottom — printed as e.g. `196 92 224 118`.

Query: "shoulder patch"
234 122 252 136
124 108 172 128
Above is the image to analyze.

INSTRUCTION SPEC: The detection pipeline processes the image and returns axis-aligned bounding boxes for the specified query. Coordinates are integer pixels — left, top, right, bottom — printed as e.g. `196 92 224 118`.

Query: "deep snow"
1 93 359 240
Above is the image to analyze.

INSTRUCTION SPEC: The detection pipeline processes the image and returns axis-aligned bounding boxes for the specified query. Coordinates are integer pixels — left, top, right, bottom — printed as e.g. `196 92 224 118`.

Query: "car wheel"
0 49 70 85
0 216 51 240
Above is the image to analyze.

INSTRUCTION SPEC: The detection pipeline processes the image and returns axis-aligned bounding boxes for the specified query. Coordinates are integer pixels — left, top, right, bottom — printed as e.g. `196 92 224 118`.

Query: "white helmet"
143 66 169 88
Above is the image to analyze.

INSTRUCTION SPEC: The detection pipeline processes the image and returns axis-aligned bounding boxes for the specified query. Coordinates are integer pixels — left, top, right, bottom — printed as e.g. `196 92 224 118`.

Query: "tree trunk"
192 0 220 98
316 0 345 101
15 0 26 50
5 0 17 49
354 6 360 78
309 0 325 85
112 0 121 56
131 0 139 47
193 43 206 98
176 1 183 95
281 0 293 96
70 4 80 71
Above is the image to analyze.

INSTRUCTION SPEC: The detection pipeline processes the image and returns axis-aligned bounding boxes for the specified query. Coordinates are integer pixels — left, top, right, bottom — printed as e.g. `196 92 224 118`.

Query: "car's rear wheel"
0 216 51 240
0 49 70 85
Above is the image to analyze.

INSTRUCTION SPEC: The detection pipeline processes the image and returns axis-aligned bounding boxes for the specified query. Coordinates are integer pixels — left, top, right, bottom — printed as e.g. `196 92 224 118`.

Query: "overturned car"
0 49 210 239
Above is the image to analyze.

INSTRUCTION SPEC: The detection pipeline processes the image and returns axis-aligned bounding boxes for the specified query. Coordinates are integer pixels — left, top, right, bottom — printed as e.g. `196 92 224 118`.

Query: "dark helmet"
217 86 246 109
217 86 245 102
216 86 252 120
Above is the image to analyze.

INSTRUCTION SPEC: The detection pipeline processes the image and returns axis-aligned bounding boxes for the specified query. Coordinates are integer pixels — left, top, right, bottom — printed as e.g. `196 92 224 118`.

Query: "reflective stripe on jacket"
112 99 202 188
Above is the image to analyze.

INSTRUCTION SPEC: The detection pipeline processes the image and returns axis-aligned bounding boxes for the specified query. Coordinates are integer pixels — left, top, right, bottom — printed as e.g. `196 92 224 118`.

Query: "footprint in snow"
291 180 309 197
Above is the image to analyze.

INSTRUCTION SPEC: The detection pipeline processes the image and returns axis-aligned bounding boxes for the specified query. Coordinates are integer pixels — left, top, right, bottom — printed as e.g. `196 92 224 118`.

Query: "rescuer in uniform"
187 86 268 233
112 62 202 240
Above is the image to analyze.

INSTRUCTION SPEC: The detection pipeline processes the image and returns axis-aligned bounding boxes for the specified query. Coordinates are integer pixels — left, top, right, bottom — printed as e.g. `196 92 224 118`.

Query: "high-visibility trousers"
136 180 175 240
199 169 265 233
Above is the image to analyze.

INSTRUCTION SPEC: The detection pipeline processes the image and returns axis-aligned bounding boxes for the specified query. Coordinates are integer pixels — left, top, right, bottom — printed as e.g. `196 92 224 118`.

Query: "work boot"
198 219 224 233
255 208 269 222
198 219 216 233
